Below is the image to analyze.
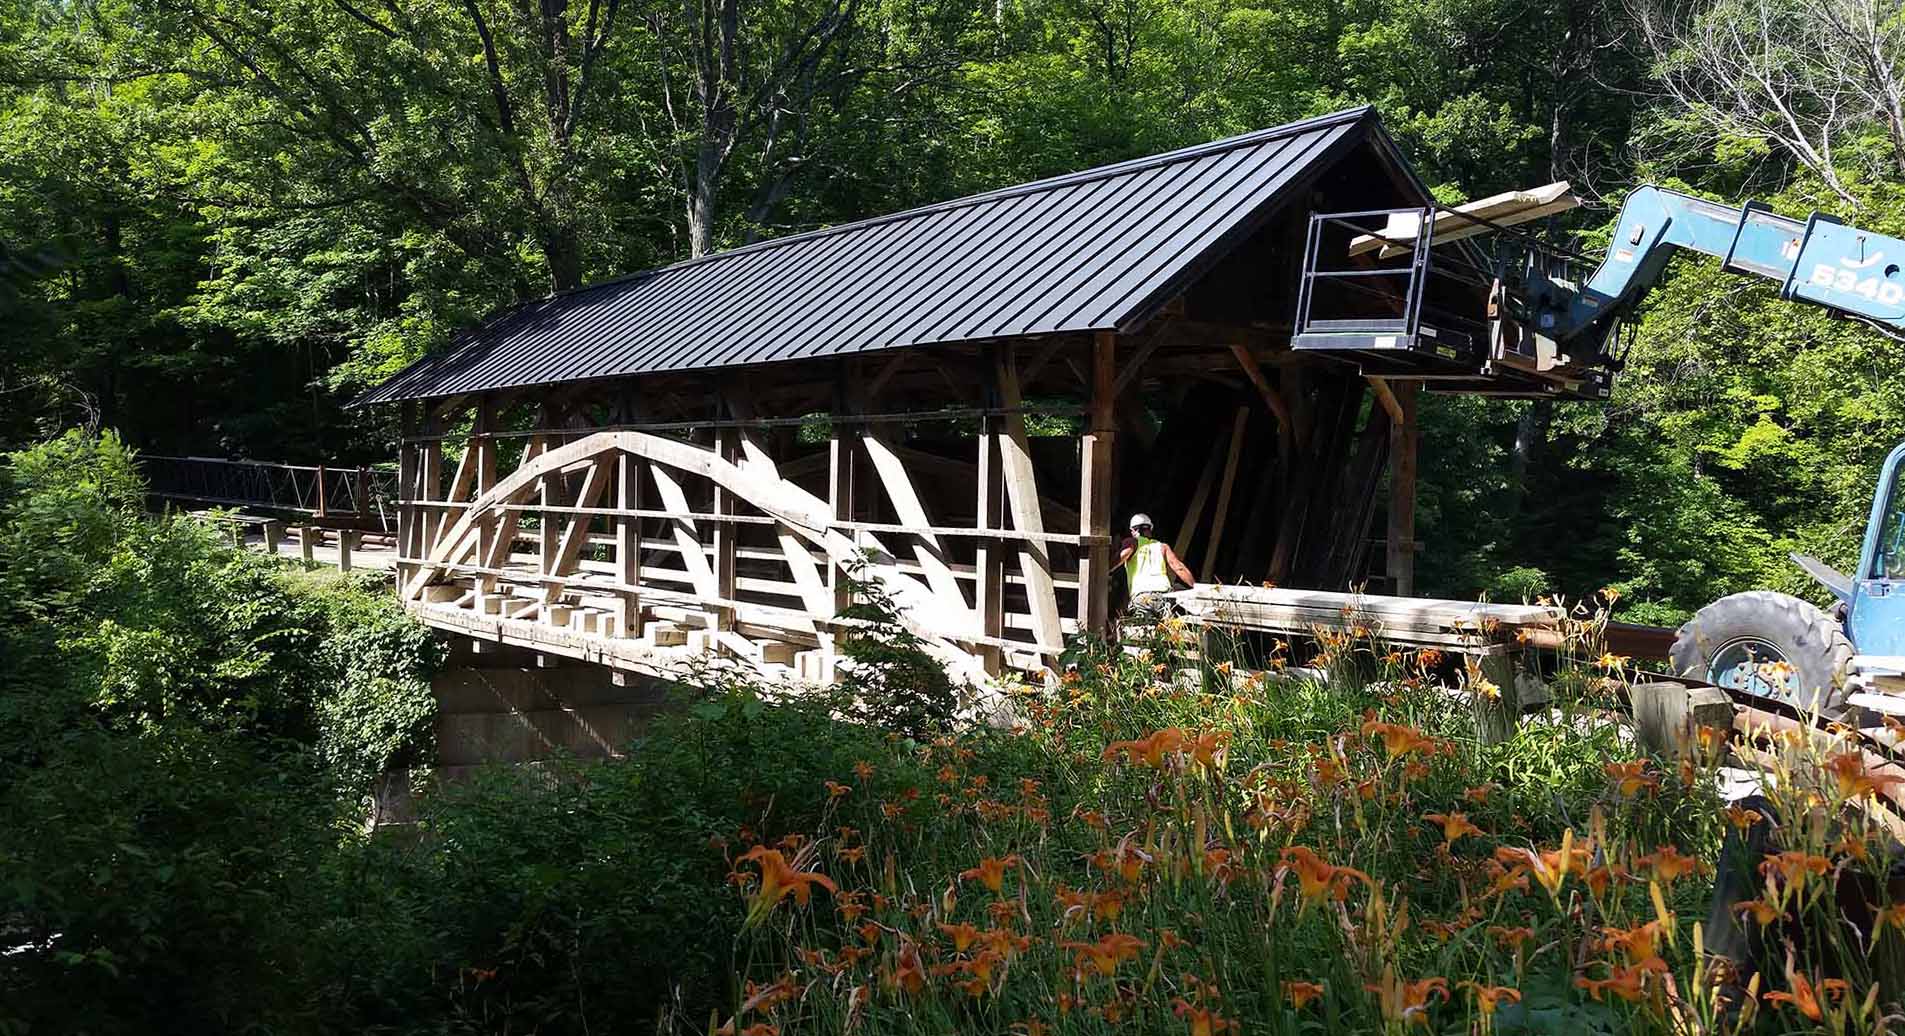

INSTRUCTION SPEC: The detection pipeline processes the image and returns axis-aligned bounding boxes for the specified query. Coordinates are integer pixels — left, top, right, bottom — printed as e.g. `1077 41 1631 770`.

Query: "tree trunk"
543 221 584 292
689 142 722 258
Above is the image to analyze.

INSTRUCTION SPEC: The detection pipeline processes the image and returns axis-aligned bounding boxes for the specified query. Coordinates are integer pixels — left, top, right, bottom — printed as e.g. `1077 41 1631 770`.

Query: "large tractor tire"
1670 591 1854 716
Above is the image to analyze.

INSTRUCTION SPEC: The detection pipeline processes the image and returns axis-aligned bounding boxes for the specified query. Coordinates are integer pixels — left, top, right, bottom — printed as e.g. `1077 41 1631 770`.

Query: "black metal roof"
358 106 1404 405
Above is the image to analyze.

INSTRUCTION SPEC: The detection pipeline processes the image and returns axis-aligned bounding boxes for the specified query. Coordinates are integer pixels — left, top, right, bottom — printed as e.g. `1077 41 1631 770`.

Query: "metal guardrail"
143 455 398 531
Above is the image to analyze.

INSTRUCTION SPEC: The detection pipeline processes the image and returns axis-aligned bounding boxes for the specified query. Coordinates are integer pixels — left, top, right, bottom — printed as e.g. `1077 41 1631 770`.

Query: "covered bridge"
358 106 1583 686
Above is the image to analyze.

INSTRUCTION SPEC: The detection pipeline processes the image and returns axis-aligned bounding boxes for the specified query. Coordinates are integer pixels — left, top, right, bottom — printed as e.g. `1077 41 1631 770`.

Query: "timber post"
712 398 738 631
1078 332 1117 636
419 409 443 556
992 344 1064 660
975 391 1007 674
396 401 418 585
828 370 858 623
615 427 643 640
1385 379 1419 596
473 397 497 593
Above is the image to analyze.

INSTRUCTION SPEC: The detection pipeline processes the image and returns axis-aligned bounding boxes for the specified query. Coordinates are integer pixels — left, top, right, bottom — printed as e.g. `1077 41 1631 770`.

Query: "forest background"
6 0 1905 624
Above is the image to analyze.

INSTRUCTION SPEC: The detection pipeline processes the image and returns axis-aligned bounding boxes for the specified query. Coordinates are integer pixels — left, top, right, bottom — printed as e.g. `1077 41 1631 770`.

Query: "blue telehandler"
1293 184 1905 716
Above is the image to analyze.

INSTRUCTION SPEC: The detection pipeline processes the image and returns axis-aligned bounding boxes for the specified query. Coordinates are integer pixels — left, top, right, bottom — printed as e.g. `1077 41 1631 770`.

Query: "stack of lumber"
1168 584 1564 653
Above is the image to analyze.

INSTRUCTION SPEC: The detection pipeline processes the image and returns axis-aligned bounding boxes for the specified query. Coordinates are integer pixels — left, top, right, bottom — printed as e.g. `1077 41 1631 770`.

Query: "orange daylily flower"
1584 862 1630 899
1734 899 1782 927
1062 932 1146 976
1171 1000 1233 1036
1823 750 1905 801
735 846 837 925
1283 980 1325 1009
1361 718 1435 758
1601 920 1666 964
1636 845 1705 886
1604 760 1660 797
1764 970 1831 1021
1188 729 1230 769
1092 835 1153 883
1424 812 1484 844
960 854 1021 894
1488 924 1534 952
937 921 982 953
1201 846 1236 882
1495 831 1586 898
1724 804 1764 829
853 760 874 781
1367 971 1449 1027
1575 964 1651 1003
1102 727 1187 767
1073 807 1110 831
1280 846 1372 914
1464 783 1497 805
982 926 1032 959
887 939 927 996
825 780 851 799
1760 851 1831 889
1460 982 1522 1016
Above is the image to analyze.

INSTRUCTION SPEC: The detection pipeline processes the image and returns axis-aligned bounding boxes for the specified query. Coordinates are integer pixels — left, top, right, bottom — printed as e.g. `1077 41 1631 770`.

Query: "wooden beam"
993 346 1065 654
828 377 857 622
1108 331 1166 399
473 398 498 593
1201 407 1250 582
1172 436 1225 562
615 446 642 637
1020 339 1068 387
419 412 443 554
1386 380 1420 596
728 392 834 621
396 402 419 584
712 420 738 630
1078 331 1117 634
431 435 480 547
478 432 542 589
540 455 614 603
1367 376 1405 426
649 463 722 604
1229 342 1296 462
975 408 1006 674
865 351 910 400
862 434 972 629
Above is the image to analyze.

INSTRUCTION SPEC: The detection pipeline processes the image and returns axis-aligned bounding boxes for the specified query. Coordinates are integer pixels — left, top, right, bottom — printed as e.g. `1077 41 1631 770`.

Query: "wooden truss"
390 320 1420 687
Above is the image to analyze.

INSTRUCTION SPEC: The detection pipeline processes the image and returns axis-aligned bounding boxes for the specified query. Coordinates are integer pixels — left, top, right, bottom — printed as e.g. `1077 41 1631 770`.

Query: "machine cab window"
1874 463 1905 580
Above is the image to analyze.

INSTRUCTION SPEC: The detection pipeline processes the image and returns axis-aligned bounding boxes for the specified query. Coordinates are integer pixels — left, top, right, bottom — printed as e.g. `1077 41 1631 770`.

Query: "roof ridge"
542 106 1375 305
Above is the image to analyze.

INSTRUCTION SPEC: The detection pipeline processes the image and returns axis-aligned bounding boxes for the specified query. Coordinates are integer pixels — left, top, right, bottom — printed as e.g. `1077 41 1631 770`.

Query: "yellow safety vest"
1124 536 1171 595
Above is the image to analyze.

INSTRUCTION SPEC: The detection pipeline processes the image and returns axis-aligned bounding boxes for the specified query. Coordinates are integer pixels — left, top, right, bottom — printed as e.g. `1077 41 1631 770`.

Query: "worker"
1120 513 1195 619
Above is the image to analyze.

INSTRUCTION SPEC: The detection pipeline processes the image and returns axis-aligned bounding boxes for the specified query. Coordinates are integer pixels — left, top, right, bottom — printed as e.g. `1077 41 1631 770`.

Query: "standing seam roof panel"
746 194 1037 366
922 155 1219 345
876 172 1147 349
663 217 920 372
356 108 1393 405
714 205 979 368
985 139 1282 338
795 185 1096 359
1055 123 1347 330
836 185 1110 356
1081 122 1355 328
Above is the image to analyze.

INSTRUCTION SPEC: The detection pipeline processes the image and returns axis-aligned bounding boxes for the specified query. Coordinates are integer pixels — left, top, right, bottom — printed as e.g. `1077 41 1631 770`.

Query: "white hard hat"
1129 513 1153 530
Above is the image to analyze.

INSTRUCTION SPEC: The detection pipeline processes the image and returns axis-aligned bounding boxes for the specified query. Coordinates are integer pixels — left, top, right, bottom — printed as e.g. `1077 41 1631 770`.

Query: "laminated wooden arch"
403 429 993 685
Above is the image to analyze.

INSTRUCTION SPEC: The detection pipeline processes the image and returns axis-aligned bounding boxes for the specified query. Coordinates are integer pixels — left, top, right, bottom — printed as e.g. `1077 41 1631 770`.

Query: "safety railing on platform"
143 455 397 531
